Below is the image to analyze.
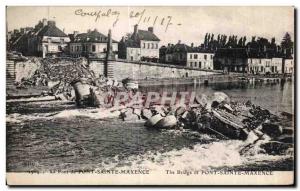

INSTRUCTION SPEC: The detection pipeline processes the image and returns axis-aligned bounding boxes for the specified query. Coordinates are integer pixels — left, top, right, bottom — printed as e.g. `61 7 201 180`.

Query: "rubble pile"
103 91 293 156
72 77 129 107
15 57 95 99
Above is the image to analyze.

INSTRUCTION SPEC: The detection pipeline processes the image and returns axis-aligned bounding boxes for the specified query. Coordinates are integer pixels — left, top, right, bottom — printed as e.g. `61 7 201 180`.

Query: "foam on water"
6 108 123 124
96 132 293 171
6 96 56 103
7 100 293 172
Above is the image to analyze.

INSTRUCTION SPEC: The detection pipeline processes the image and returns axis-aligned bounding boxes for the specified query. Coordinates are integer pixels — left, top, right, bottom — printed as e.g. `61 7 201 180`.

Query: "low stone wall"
89 60 219 80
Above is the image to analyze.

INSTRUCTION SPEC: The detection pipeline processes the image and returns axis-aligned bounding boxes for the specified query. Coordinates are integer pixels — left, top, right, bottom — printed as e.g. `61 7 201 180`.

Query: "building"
165 42 190 65
270 58 283 74
214 48 248 73
248 57 284 75
187 49 214 70
284 59 294 74
9 19 70 58
160 42 214 70
10 28 33 55
33 20 70 58
118 25 160 62
69 29 118 58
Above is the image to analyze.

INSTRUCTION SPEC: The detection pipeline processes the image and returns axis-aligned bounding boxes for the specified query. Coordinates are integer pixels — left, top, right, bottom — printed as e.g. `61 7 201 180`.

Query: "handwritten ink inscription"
74 8 181 32
129 9 182 32
75 9 120 27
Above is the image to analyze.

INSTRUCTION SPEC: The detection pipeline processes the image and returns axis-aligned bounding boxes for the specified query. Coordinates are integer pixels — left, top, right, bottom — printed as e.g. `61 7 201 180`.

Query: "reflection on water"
6 81 294 172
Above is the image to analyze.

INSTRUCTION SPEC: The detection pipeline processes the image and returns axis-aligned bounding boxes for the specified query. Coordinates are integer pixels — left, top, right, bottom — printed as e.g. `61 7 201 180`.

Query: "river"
6 81 294 172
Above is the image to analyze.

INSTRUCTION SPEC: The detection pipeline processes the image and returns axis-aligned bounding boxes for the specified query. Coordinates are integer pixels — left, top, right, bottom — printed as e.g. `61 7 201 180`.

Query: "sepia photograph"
5 6 295 185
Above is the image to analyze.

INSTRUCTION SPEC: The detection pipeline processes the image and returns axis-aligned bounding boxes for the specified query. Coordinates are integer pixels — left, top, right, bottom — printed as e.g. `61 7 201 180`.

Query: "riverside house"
69 29 118 59
10 19 70 58
248 58 283 74
118 25 160 62
187 47 214 70
284 59 294 74
213 48 248 73
160 42 214 70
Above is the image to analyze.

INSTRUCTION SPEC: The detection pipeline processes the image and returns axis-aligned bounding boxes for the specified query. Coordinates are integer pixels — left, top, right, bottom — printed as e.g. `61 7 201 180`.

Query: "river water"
6 81 294 172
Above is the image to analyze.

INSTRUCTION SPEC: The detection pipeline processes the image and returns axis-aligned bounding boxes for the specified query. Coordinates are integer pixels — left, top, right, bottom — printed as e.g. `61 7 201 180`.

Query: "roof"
71 30 118 43
37 25 68 37
134 29 160 41
215 48 249 58
122 39 140 48
165 43 190 54
164 43 214 54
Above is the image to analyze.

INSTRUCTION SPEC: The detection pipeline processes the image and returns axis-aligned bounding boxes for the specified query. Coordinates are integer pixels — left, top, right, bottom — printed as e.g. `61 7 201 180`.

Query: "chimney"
42 18 47 26
191 43 194 48
168 43 171 47
47 20 56 27
20 28 25 34
134 24 138 34
121 36 125 42
177 40 181 44
73 31 79 36
148 27 153 33
87 29 91 33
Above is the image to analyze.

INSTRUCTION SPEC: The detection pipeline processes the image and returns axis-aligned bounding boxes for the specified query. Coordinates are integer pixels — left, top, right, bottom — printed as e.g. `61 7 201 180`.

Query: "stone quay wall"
88 59 220 81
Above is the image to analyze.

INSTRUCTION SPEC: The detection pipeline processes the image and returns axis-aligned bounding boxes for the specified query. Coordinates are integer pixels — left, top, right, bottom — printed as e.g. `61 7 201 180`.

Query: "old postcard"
6 6 295 185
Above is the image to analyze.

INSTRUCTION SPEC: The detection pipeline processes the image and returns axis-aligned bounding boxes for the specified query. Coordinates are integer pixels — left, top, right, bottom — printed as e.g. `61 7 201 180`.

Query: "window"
180 54 183 60
76 46 79 52
190 54 192 59
143 43 145 48
210 55 213 59
82 45 85 51
194 62 197 67
190 62 193 67
204 55 207 60
147 43 150 49
261 66 264 72
152 43 154 49
199 62 202 68
194 54 198 59
92 45 96 52
155 44 158 49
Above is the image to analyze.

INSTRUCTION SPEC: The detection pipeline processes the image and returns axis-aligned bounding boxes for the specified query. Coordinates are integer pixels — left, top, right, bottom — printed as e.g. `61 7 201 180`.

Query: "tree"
281 32 293 58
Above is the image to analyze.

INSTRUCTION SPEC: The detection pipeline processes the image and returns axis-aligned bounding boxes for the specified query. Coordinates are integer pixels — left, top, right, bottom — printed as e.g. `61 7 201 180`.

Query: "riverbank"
7 72 293 99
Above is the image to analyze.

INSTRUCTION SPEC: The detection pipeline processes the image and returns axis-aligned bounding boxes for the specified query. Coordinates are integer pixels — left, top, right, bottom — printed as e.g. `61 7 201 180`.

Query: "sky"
6 6 294 46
